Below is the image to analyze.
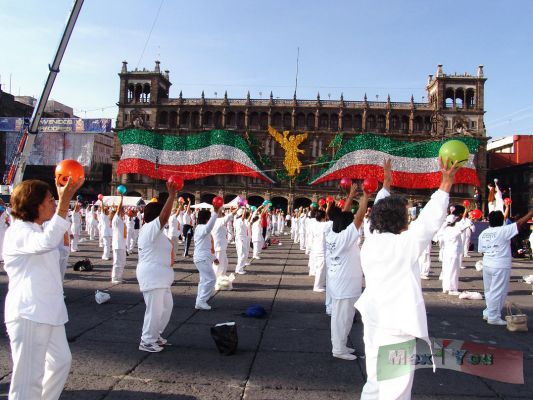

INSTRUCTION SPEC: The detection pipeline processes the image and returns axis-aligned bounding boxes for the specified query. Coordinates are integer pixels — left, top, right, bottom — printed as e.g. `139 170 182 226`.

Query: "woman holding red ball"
3 175 84 399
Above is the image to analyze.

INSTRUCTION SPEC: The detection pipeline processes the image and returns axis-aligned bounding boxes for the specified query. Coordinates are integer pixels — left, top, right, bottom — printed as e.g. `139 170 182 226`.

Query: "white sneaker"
344 347 355 353
139 341 163 352
420 275 430 280
313 288 326 293
448 291 461 296
333 353 357 361
244 262 251 266
236 270 247 275
253 256 261 260
111 280 123 284
195 302 212 310
487 318 507 326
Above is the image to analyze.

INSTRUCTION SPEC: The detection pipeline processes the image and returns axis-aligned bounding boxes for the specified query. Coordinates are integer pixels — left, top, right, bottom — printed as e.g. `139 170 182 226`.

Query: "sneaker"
157 336 171 346
420 275 430 280
236 270 247 275
111 280 123 284
448 291 461 296
442 289 448 294
333 353 357 361
244 262 251 266
460 266 466 269
344 347 355 353
139 341 163 352
102 257 110 261
253 256 261 260
313 288 326 293
195 302 212 310
483 315 488 321
487 318 507 326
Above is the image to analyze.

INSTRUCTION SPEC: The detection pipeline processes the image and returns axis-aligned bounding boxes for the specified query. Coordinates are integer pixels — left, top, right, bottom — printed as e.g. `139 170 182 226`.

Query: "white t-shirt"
112 214 126 250
168 213 180 238
478 223 518 269
100 213 112 237
193 213 217 262
3 214 70 325
70 211 82 235
325 223 362 299
311 220 330 257
234 218 248 239
212 214 232 251
182 211 193 226
251 220 262 242
136 218 174 291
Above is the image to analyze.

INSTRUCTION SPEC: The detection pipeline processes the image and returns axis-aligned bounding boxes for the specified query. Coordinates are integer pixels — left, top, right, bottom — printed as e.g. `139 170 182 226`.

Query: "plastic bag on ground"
215 273 235 291
95 290 111 304
210 321 238 355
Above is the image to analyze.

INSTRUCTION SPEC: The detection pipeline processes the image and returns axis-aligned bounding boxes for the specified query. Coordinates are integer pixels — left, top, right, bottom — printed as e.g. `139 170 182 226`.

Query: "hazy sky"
1 0 532 139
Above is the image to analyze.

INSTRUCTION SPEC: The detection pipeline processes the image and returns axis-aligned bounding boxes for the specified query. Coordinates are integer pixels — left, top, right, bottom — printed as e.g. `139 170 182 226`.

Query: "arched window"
134 84 142 102
159 111 168 126
343 114 353 130
127 84 134 102
272 112 282 127
191 111 200 128
250 112 259 128
330 114 338 131
319 113 328 129
237 112 245 129
214 111 223 128
169 111 178 128
424 116 431 131
283 112 292 129
414 116 423 132
306 113 315 130
391 115 400 130
259 112 268 129
142 83 151 103
466 89 475 109
401 116 409 132
445 88 454 108
180 111 190 128
354 115 362 130
204 111 213 127
226 112 236 127
367 115 376 130
296 113 305 129
455 88 465 109
377 115 386 132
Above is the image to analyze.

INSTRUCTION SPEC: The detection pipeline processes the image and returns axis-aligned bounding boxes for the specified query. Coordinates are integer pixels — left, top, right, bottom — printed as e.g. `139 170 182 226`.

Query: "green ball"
439 140 470 168
351 208 356 213
310 202 318 209
251 206 257 212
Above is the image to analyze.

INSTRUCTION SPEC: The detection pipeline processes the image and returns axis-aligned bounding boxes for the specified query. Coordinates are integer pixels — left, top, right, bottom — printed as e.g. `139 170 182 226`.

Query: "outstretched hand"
56 176 85 204
166 180 177 197
438 157 460 193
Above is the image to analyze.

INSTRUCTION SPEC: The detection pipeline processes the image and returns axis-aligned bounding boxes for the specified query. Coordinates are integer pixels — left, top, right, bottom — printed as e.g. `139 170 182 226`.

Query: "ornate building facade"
113 61 488 210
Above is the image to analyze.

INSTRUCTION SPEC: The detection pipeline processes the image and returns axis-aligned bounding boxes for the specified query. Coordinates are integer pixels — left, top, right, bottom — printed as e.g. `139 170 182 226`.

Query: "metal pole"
12 0 84 186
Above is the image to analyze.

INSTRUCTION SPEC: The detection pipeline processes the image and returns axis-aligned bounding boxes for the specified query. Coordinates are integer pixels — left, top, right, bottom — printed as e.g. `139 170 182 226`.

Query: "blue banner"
0 118 111 133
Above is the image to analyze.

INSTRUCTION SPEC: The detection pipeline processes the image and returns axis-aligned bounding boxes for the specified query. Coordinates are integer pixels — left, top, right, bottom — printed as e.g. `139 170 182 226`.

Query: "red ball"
340 177 352 191
168 175 184 191
326 196 335 204
363 177 379 194
127 210 134 218
55 159 84 186
318 198 326 207
470 209 482 220
463 200 470 208
97 194 103 201
337 199 346 208
212 196 224 208
504 197 512 205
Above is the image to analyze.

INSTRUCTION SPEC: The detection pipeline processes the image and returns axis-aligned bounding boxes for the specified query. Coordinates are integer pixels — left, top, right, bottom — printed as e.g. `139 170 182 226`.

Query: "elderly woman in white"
3 176 83 400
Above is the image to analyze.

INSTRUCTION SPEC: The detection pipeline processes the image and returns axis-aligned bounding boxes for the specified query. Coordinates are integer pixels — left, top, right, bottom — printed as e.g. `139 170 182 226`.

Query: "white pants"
102 236 111 259
252 240 262 258
213 249 228 277
89 222 98 241
483 266 511 321
293 230 299 244
441 251 460 292
126 230 135 252
141 288 173 344
330 297 357 355
195 258 216 304
361 324 415 400
463 230 472 257
313 256 326 291
308 254 316 276
235 237 248 272
169 236 179 260
70 234 79 252
418 243 431 277
0 229 5 261
6 318 71 400
299 231 306 250
112 248 126 281
98 227 104 247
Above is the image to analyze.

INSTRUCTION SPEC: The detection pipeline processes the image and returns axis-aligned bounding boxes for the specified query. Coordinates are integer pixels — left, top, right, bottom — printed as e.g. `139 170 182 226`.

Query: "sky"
1 0 533 140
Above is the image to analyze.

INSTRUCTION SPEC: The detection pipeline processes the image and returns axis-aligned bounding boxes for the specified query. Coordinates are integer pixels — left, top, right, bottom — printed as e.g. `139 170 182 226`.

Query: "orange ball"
55 159 84 186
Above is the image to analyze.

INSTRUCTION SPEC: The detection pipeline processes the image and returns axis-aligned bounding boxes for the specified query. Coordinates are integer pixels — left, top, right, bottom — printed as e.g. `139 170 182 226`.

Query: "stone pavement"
0 233 532 399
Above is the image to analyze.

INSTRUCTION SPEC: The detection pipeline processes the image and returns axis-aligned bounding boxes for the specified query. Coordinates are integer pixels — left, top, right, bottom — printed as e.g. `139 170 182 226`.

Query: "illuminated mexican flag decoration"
117 128 274 183
310 133 480 189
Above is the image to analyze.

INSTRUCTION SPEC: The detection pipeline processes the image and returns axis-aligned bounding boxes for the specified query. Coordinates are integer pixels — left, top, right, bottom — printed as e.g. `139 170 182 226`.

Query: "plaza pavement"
0 232 532 399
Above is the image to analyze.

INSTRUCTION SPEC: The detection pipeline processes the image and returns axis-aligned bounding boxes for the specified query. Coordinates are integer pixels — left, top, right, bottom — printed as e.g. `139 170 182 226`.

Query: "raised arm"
158 181 177 228
354 191 370 229
374 158 392 205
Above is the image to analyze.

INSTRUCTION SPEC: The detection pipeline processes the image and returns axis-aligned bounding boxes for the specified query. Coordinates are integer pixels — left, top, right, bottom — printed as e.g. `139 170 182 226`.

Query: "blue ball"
117 185 127 195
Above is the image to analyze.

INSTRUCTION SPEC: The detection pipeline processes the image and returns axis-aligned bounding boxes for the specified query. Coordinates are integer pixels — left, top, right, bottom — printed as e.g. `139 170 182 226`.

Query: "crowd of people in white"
2 158 533 399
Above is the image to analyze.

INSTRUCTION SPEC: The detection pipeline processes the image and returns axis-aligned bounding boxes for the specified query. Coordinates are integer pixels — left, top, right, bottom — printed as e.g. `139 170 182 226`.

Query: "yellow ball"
439 140 470 168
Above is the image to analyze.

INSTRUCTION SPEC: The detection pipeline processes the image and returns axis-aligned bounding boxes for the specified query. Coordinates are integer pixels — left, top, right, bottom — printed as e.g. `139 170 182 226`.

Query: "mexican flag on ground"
310 133 480 189
117 128 274 183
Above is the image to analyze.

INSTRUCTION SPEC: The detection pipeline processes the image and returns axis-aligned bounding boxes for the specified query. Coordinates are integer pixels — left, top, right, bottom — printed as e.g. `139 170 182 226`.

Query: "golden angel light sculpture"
268 126 308 177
